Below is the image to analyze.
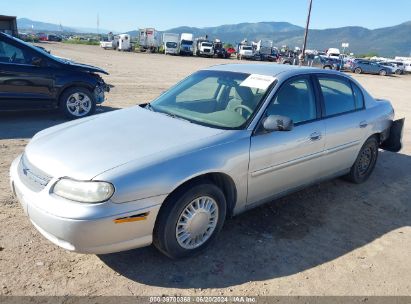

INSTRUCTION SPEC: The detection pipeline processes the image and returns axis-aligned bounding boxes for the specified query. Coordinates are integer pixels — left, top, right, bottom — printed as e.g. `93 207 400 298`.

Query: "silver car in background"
10 64 403 259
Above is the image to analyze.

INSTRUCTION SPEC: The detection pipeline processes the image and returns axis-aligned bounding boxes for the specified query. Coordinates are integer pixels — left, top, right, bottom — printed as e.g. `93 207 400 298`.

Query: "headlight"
53 178 114 203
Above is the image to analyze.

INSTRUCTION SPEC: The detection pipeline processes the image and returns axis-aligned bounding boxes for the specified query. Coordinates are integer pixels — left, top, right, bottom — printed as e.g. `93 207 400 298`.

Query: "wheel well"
369 133 383 145
162 173 237 218
58 84 94 105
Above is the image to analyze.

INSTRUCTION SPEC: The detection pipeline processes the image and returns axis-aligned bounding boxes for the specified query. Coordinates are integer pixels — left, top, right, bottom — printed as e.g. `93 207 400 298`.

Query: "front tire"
153 183 226 259
379 69 387 76
354 67 362 74
344 136 379 184
59 87 96 119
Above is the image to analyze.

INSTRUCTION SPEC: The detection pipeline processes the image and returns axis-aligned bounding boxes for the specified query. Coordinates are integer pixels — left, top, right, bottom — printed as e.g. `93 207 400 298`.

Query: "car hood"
25 106 226 180
64 60 109 75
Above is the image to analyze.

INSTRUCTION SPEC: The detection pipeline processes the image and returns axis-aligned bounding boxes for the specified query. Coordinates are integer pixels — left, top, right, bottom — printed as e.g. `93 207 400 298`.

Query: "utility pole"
300 0 313 65
97 13 100 36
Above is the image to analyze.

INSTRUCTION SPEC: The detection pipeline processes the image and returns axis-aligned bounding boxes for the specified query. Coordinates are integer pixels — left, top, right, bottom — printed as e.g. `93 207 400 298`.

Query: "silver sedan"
10 64 403 258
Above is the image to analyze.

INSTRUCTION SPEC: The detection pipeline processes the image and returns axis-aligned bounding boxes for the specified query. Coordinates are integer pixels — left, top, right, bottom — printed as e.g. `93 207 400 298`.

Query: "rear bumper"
10 155 165 254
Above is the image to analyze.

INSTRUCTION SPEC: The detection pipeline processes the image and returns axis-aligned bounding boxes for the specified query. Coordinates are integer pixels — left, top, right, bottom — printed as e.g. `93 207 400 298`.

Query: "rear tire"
59 87 96 119
153 183 226 259
344 136 379 184
379 69 387 76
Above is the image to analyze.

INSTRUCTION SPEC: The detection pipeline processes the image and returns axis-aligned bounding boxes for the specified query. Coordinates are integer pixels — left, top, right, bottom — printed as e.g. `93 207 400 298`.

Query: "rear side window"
351 82 365 109
318 77 356 116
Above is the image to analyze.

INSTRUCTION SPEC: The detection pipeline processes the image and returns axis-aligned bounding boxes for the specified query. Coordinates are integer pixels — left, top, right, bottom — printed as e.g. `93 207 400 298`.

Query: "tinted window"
266 77 316 124
0 41 34 64
319 77 356 116
0 40 31 64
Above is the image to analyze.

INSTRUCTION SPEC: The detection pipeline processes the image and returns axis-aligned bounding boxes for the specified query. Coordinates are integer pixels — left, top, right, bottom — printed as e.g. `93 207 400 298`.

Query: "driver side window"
265 77 317 124
0 40 29 64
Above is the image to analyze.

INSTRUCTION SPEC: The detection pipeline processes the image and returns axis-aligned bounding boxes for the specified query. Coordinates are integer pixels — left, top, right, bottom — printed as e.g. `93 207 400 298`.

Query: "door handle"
309 132 322 141
359 121 368 128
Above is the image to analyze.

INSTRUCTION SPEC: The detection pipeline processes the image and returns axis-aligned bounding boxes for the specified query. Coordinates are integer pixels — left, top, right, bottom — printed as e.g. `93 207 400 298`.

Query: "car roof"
204 63 321 77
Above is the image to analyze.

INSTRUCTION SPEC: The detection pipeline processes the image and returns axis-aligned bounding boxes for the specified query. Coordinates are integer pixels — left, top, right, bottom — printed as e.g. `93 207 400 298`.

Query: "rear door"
314 74 368 178
0 35 55 109
248 75 325 205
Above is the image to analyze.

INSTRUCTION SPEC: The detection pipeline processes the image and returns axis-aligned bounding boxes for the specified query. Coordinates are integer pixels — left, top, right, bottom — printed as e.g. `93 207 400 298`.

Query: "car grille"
204 49 210 53
18 154 52 192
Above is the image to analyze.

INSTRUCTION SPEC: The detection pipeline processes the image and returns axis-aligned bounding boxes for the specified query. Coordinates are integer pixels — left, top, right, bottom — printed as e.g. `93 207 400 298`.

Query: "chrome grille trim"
18 154 52 192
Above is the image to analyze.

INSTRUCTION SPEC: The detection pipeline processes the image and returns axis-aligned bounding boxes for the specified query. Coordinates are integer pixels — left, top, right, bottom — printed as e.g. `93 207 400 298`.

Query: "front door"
248 76 325 205
0 36 54 109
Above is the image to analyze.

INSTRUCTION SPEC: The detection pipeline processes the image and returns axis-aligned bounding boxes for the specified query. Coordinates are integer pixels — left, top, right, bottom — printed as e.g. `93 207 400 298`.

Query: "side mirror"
31 57 43 67
263 115 294 132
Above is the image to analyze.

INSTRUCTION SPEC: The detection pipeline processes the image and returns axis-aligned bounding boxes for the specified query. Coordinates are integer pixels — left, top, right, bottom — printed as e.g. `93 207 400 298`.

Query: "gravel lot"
0 42 410 296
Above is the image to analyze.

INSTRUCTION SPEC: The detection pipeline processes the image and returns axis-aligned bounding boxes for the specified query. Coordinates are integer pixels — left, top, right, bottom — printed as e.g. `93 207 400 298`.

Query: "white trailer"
139 28 161 52
256 39 273 55
162 33 180 55
118 34 131 51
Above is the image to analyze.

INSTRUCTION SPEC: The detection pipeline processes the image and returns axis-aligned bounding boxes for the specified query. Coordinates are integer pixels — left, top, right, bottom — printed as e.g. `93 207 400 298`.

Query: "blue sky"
3 0 411 32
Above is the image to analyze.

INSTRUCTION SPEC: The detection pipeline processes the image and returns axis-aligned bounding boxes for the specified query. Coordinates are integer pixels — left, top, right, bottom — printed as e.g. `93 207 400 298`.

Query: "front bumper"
94 81 111 104
10 155 165 254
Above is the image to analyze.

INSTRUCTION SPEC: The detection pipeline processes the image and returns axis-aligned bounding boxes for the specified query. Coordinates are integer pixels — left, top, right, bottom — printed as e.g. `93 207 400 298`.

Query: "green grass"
62 39 99 46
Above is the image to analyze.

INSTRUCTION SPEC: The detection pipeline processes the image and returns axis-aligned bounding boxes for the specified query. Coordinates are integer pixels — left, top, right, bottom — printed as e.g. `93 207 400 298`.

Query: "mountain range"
17 18 110 34
17 18 411 56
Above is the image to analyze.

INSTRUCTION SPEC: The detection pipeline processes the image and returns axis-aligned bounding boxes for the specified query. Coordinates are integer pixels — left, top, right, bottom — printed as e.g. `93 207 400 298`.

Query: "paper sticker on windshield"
240 74 275 90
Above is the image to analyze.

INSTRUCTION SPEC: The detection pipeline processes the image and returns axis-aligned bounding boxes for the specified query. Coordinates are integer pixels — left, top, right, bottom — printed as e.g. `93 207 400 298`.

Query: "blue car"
350 59 392 76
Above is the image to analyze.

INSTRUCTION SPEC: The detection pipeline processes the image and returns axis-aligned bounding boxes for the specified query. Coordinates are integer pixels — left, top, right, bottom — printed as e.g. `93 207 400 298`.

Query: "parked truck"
194 37 214 57
237 40 254 60
0 15 18 37
179 33 194 56
139 28 161 52
213 39 230 58
100 33 120 50
255 39 273 61
162 33 180 55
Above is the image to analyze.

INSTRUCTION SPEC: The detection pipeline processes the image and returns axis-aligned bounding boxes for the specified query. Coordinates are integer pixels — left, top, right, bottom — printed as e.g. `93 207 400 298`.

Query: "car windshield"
243 46 252 50
181 40 193 45
166 42 178 48
150 70 273 129
202 43 213 47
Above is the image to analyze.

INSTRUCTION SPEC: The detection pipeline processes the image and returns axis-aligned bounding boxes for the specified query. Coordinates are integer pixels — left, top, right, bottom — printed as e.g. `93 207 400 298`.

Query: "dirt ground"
0 42 410 296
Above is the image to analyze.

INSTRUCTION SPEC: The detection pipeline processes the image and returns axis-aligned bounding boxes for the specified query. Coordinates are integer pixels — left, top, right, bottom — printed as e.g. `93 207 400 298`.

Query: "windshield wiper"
145 103 155 112
160 111 192 123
